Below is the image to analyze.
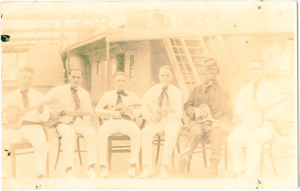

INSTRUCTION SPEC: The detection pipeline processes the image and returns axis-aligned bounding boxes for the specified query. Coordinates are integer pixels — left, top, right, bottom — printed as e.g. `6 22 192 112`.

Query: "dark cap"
203 57 218 68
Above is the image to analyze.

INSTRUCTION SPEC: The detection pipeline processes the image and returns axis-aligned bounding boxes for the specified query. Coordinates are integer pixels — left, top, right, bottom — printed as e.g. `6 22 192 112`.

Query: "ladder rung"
190 55 206 58
187 47 204 49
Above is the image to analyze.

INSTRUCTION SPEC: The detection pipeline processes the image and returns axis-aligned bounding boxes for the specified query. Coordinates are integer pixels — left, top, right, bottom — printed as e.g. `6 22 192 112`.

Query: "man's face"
69 70 82 88
159 69 173 87
204 64 219 81
18 71 34 90
250 62 264 83
114 75 126 91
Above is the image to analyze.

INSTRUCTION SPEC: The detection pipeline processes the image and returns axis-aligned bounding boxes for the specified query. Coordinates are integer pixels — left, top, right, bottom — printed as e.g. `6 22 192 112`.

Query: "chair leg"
268 143 279 179
202 142 207 168
172 151 175 172
77 137 83 166
139 147 143 170
46 151 50 178
11 149 16 179
187 160 191 173
225 142 228 171
54 138 61 170
108 138 112 171
260 145 265 178
155 136 161 164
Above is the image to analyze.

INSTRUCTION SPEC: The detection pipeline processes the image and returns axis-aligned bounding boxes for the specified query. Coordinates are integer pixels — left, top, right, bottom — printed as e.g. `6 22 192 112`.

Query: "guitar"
241 95 294 132
2 100 54 130
102 103 141 121
149 101 175 121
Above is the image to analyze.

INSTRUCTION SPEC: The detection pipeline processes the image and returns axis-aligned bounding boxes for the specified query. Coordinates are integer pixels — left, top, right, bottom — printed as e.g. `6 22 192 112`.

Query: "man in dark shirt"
178 57 233 178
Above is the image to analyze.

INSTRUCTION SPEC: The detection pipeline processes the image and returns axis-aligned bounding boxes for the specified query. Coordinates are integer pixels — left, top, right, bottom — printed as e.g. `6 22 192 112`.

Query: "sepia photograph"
0 1 298 189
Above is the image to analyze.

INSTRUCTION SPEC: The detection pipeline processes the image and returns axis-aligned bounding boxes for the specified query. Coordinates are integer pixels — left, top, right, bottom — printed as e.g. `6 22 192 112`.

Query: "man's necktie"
20 90 29 108
205 81 214 94
70 87 81 110
252 82 260 102
157 87 168 107
116 90 127 105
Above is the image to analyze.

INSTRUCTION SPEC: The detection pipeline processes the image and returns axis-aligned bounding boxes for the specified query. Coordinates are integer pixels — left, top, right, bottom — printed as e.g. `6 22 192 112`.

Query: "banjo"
241 95 294 132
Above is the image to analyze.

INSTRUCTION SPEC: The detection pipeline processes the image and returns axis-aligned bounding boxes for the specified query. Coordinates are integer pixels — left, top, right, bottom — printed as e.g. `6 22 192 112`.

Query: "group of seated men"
2 57 284 180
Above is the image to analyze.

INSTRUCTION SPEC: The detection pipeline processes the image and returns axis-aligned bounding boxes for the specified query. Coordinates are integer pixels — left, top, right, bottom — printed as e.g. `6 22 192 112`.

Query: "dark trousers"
182 123 223 162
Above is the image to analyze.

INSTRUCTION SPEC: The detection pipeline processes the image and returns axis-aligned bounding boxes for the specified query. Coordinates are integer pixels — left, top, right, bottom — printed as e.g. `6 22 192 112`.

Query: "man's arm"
219 91 234 124
184 87 197 119
95 92 114 119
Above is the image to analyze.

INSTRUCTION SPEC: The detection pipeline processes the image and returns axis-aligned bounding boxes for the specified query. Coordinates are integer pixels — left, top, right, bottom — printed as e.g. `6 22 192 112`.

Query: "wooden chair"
54 132 86 170
259 135 278 178
153 131 181 172
186 133 228 173
106 116 145 171
7 127 50 179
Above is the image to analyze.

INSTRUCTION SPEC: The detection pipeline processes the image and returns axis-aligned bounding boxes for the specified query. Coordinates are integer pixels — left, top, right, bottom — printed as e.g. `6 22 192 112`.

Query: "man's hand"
36 103 44 113
194 108 203 119
6 113 18 122
150 115 160 123
50 110 60 120
112 111 122 119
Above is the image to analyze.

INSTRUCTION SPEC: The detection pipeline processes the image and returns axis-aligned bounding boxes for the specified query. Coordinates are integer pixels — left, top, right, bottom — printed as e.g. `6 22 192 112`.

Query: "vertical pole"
106 15 110 86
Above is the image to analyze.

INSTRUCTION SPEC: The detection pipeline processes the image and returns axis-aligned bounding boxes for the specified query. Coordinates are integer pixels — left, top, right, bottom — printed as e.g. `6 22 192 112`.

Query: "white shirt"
235 79 283 120
43 84 93 124
2 88 51 123
95 90 141 118
140 84 183 123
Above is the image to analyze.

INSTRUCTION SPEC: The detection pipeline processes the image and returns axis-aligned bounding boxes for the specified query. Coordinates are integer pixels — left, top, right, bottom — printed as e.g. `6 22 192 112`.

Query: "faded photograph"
1 1 298 189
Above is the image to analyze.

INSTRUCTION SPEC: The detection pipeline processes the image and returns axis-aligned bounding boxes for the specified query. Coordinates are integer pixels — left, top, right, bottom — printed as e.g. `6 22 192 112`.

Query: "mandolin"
149 101 175 122
241 95 294 132
102 103 141 121
2 100 54 130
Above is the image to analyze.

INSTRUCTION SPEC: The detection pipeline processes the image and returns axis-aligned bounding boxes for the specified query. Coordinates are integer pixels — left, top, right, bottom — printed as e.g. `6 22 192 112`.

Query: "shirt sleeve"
95 92 114 119
131 93 142 117
265 86 283 120
219 91 234 124
184 87 197 119
36 92 51 121
235 87 248 118
140 87 154 121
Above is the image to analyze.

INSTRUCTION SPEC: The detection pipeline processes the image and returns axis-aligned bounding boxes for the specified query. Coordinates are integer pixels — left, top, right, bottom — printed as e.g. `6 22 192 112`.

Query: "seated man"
95 71 141 178
139 65 183 179
44 67 98 179
2 66 51 179
227 59 284 179
178 57 233 178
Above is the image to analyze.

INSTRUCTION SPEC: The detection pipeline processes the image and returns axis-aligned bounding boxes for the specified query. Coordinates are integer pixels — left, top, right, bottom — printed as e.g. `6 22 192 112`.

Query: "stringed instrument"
241 95 294 132
103 103 141 121
149 101 175 122
2 100 54 130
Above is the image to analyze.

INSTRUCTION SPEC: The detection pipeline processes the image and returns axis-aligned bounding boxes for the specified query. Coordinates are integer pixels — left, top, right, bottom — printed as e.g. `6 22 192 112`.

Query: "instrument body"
2 100 53 131
241 95 294 132
149 101 175 121
103 103 141 121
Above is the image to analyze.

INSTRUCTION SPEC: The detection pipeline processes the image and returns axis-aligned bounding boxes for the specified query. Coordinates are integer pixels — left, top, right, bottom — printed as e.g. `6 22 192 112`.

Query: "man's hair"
19 65 35 74
251 59 265 68
159 65 173 73
203 57 218 66
113 71 127 78
69 67 83 75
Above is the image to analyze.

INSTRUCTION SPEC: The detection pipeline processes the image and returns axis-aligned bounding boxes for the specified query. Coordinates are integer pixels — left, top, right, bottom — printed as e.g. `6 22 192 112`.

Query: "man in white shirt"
139 65 183 179
44 67 98 179
95 71 141 178
227 59 283 179
2 66 51 179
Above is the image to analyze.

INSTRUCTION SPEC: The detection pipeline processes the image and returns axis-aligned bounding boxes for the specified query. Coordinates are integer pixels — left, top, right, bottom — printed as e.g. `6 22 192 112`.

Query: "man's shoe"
127 167 135 178
160 168 168 179
87 168 98 179
139 167 154 179
66 170 75 179
100 168 109 178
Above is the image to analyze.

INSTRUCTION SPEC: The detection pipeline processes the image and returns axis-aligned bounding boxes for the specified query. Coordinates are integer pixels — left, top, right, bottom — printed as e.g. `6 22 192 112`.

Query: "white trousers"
2 125 48 176
57 118 97 168
97 119 141 166
227 121 275 179
141 120 181 166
